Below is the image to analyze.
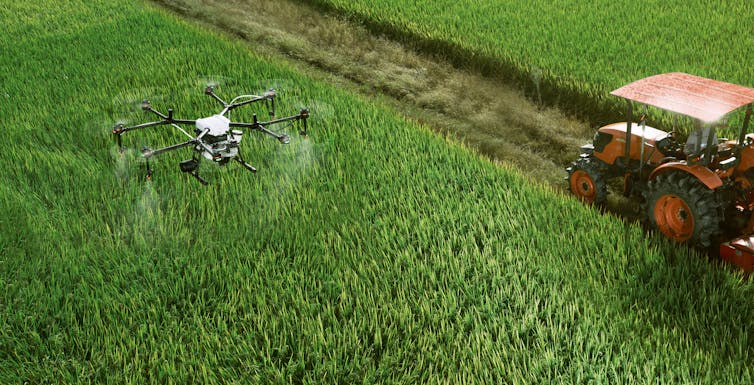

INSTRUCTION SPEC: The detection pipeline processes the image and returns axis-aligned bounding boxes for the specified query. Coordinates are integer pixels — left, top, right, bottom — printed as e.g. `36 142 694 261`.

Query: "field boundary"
296 0 625 127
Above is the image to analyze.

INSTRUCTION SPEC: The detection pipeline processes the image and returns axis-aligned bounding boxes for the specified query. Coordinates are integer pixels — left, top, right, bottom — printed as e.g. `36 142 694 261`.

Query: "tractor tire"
643 172 721 248
566 157 607 205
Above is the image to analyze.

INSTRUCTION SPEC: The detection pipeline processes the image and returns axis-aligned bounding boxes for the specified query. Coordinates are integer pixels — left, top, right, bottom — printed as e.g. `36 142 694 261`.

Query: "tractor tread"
567 156 608 205
644 171 722 248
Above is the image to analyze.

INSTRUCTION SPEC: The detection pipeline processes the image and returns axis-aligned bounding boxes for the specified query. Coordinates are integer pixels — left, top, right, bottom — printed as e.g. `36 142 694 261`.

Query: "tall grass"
1 1 753 383
299 0 754 125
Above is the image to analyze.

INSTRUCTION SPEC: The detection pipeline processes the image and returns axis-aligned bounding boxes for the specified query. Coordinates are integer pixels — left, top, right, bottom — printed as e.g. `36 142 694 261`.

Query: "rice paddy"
2 1 753 383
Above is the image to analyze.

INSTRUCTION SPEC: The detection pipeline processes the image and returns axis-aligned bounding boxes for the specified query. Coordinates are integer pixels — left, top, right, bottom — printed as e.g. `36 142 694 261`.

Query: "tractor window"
684 126 718 157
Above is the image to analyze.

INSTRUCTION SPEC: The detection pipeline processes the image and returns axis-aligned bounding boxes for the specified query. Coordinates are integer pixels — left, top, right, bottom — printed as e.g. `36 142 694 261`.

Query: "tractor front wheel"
567 157 607 205
644 172 721 248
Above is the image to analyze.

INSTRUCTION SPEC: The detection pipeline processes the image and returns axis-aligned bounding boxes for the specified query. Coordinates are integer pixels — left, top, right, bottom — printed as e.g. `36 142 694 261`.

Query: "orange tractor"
566 72 754 272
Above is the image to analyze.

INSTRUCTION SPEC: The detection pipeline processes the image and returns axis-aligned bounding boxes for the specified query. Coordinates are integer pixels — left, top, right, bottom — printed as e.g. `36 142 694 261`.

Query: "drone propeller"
253 79 325 135
301 100 332 121
254 78 296 112
254 78 295 93
110 87 168 116
202 74 234 85
192 74 236 91
112 122 125 149
112 119 129 133
264 88 277 118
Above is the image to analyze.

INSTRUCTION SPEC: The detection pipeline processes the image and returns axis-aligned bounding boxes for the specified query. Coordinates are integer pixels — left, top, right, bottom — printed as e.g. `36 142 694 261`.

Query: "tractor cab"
567 72 754 272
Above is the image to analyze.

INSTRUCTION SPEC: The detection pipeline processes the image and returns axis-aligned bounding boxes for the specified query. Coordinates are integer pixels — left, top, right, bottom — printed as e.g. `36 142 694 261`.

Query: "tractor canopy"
610 72 754 123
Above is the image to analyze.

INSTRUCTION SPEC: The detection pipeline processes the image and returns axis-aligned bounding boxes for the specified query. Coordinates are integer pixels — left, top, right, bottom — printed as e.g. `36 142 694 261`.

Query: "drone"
112 85 310 185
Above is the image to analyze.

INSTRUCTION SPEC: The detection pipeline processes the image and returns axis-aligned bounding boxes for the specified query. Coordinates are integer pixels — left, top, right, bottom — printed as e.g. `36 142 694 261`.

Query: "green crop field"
301 0 754 123
2 1 754 384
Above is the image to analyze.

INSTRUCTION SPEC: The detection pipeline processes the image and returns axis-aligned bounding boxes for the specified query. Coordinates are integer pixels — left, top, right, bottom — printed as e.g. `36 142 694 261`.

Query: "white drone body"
195 114 243 162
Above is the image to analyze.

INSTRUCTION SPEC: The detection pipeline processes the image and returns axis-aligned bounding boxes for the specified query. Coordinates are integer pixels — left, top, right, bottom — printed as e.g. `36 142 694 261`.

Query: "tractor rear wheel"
644 172 721 248
567 157 607 205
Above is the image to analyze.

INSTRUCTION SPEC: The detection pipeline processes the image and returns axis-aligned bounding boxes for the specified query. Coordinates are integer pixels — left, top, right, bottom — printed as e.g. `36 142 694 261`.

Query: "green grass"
2 1 754 383
298 0 754 125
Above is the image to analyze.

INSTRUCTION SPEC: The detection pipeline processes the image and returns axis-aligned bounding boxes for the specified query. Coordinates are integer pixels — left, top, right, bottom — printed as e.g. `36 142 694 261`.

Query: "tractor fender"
648 162 723 190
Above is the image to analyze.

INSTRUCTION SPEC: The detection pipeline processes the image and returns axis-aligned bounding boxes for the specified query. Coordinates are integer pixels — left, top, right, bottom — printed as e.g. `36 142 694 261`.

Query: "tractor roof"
610 72 754 122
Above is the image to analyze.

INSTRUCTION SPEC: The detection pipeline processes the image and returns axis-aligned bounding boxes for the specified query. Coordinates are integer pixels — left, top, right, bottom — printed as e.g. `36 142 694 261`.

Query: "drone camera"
179 159 199 173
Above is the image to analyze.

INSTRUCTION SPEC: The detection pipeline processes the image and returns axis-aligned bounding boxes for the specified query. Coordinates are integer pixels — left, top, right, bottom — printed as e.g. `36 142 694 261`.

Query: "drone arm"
258 124 289 142
113 121 165 149
229 109 309 142
229 108 309 128
143 106 198 126
225 94 273 112
113 120 168 136
208 92 228 108
204 86 229 108
142 139 197 159
228 121 283 142
259 109 308 126
112 115 198 150
170 118 199 126
264 108 309 135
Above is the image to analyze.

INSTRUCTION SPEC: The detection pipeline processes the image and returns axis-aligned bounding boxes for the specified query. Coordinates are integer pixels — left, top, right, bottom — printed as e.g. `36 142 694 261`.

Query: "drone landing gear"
179 157 208 185
190 172 208 185
235 154 257 173
142 147 154 182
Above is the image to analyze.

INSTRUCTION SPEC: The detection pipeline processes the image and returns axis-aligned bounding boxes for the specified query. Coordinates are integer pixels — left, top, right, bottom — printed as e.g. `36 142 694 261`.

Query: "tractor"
566 72 754 272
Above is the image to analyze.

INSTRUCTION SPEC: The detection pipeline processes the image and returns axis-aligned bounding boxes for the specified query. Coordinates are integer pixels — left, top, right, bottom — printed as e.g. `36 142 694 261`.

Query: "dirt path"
153 0 594 189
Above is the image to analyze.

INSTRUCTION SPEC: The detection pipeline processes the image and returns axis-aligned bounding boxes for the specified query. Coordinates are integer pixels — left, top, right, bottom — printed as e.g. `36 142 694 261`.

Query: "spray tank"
194 115 242 163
